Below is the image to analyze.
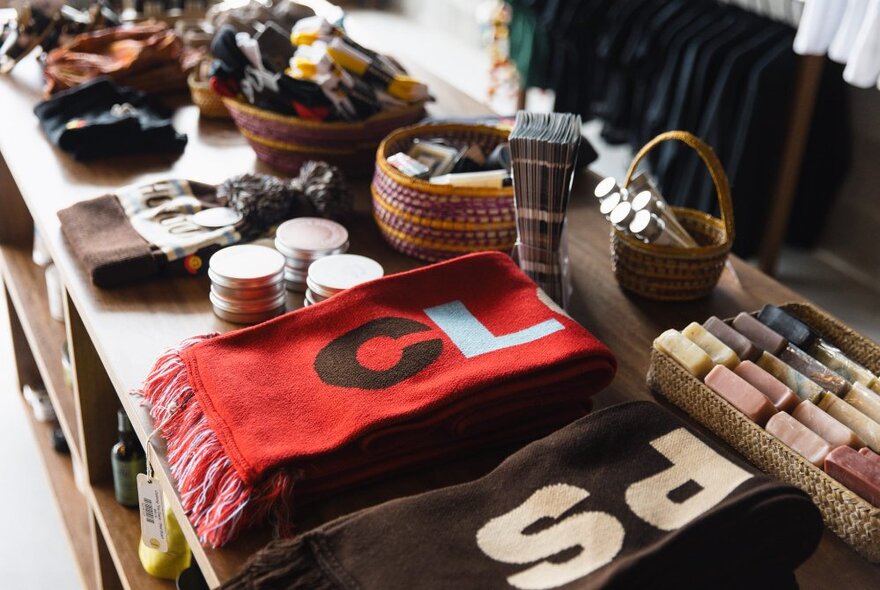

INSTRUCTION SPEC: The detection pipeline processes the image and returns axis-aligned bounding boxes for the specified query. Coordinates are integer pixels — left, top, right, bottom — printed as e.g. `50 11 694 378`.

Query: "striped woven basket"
372 123 515 261
223 99 426 177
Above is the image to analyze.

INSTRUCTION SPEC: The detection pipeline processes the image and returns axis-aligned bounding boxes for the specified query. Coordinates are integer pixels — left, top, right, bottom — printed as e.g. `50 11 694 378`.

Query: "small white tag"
137 473 168 552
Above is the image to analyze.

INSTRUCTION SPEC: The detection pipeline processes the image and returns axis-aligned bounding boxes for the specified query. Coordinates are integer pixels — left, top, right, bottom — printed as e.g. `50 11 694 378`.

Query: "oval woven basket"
188 69 230 120
371 122 515 261
223 98 426 177
611 131 734 301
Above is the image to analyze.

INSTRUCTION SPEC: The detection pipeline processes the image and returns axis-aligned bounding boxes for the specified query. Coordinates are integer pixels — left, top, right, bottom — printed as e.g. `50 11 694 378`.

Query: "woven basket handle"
624 130 735 244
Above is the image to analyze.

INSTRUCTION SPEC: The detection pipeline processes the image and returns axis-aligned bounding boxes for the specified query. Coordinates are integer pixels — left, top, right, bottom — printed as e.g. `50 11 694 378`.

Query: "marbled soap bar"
703 316 760 362
682 322 741 369
825 446 880 508
734 361 799 412
756 352 824 403
817 393 880 453
860 447 880 469
844 383 880 424
780 344 850 396
757 304 817 351
792 400 864 449
765 412 832 467
705 365 777 426
812 343 878 389
654 329 715 379
733 312 787 356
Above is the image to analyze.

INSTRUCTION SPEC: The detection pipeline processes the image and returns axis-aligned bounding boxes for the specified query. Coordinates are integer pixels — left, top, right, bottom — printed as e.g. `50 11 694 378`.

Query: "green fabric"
507 1 551 89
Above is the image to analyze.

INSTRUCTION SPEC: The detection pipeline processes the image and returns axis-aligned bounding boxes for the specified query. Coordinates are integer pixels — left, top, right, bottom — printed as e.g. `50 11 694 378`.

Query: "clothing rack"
713 0 822 274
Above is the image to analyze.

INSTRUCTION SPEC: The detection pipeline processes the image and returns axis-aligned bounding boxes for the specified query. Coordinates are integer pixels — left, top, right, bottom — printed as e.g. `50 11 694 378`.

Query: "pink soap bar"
860 447 880 469
792 401 865 449
732 312 787 356
766 412 832 467
825 446 880 507
734 361 799 412
705 365 777 426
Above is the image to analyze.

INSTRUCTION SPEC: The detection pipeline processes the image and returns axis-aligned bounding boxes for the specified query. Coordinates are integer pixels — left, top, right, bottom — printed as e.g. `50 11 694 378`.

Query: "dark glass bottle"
111 410 146 507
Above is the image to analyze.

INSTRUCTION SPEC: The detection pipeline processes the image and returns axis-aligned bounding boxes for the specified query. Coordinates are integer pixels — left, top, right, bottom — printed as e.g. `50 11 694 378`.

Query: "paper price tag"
137 473 168 553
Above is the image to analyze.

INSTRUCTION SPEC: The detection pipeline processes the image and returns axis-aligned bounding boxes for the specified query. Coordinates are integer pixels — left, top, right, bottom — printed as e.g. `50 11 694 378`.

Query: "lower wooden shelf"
90 485 176 590
1 242 82 458
18 393 96 590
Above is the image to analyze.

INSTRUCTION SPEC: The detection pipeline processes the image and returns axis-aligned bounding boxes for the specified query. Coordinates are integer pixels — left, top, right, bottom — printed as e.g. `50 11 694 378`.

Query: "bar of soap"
812 344 878 388
766 412 832 467
824 446 880 508
704 365 777 426
817 393 880 453
780 344 851 396
653 329 715 379
682 322 741 369
757 304 817 351
733 312 788 356
703 316 760 362
860 447 880 469
844 383 880 424
792 400 864 449
756 352 824 403
734 361 799 412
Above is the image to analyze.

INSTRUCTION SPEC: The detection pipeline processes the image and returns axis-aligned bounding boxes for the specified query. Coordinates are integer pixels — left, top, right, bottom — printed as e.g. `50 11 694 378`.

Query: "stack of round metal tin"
208 245 287 324
274 218 350 292
304 254 385 307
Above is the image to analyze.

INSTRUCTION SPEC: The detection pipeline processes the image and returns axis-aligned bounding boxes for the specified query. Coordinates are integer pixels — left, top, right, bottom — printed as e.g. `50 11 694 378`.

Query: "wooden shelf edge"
17 394 96 590
89 484 177 590
0 243 83 458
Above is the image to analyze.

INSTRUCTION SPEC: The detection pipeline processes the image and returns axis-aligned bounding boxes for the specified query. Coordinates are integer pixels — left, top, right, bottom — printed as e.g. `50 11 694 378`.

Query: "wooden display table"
0 53 877 590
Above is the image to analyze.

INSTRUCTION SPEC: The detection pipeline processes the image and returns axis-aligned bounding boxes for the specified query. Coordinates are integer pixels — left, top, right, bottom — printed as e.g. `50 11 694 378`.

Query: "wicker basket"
188 69 230 120
223 98 426 177
611 131 734 301
648 302 880 562
371 123 516 261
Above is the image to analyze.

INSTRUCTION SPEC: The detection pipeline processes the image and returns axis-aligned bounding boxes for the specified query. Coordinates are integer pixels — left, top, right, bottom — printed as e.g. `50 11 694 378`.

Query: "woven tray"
647 302 880 562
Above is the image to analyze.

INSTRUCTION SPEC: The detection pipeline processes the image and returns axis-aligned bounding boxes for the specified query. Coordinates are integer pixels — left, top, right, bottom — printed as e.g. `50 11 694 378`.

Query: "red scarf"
140 252 616 546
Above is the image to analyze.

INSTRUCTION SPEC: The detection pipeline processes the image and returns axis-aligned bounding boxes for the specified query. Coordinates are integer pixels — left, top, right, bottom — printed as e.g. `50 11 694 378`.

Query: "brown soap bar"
825 446 880 508
705 365 777 426
766 412 832 467
703 316 760 362
756 352 824 403
792 400 865 449
734 361 799 412
780 344 850 396
733 312 788 356
860 447 880 469
817 393 880 453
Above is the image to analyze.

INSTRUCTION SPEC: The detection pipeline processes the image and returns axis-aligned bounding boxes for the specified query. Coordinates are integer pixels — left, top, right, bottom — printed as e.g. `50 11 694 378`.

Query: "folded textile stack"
139 252 616 546
34 77 188 161
42 22 201 96
224 401 822 589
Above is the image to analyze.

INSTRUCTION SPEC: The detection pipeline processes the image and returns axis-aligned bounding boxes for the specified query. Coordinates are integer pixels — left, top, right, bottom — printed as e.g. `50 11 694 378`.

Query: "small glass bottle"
111 410 146 507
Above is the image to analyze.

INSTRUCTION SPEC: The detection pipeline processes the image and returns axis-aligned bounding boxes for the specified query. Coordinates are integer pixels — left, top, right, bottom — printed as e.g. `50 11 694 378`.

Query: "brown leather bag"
43 22 201 96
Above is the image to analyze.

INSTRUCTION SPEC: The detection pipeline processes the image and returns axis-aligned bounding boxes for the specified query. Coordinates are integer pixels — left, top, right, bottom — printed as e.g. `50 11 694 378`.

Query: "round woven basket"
223 98 426 177
188 69 231 120
372 123 515 261
611 131 734 301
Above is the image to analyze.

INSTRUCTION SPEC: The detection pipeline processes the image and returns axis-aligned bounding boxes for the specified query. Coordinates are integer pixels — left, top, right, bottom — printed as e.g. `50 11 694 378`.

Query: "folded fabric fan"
139 252 616 546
